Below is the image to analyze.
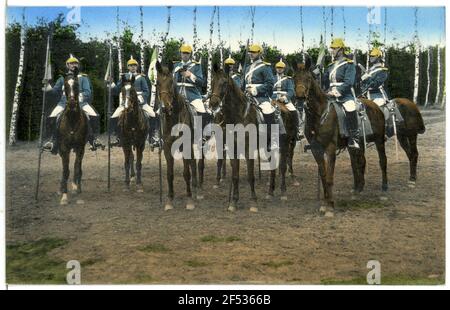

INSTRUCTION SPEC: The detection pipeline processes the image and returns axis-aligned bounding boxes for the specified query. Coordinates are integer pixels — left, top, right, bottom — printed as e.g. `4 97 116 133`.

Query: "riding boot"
148 116 161 149
88 116 105 151
346 110 360 149
109 117 121 147
42 116 59 155
291 110 304 141
263 112 279 152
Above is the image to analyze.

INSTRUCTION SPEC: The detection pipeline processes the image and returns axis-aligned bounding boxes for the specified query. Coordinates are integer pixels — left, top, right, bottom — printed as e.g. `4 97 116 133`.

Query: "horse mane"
222 72 247 119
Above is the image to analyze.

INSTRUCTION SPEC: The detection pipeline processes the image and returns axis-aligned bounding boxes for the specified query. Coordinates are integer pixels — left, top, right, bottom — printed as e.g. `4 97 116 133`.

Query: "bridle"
209 75 230 117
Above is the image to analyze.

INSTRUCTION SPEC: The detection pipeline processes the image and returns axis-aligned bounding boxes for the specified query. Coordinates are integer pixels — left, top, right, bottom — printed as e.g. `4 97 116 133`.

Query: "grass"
321 275 444 285
200 235 241 243
262 260 294 269
6 238 69 284
184 259 210 268
138 243 170 253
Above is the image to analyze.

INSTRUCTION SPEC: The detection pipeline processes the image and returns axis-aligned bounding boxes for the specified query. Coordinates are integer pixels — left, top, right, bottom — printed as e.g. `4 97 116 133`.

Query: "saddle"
245 94 287 135
322 99 373 140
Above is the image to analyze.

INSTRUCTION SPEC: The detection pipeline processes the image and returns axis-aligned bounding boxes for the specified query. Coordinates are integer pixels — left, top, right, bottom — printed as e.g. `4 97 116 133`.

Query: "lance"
105 44 114 192
35 26 53 201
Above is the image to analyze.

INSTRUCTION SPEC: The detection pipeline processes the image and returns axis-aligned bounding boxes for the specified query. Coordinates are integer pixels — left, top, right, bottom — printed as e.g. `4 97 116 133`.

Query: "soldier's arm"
336 64 356 95
48 76 64 95
366 70 388 89
286 79 295 101
81 77 92 103
321 67 330 90
187 64 204 88
141 77 150 102
257 66 274 97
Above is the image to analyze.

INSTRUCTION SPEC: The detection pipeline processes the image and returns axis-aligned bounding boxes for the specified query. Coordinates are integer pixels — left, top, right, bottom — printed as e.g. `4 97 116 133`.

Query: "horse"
155 61 200 210
361 97 425 188
117 74 149 192
57 70 89 205
292 62 388 217
211 101 228 188
210 64 259 212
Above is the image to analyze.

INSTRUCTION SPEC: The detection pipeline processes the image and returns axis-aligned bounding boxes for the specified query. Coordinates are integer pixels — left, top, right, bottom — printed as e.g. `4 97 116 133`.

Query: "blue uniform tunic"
241 59 275 104
113 72 150 104
50 74 92 108
323 57 356 103
173 60 204 102
361 63 389 101
271 74 295 102
231 73 241 88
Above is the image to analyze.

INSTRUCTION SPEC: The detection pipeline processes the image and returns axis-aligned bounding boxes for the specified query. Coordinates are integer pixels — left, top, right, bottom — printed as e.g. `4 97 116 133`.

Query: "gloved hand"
361 73 370 81
327 88 341 98
42 84 53 92
280 95 288 103
138 95 144 104
79 93 84 102
312 67 321 76
248 85 258 96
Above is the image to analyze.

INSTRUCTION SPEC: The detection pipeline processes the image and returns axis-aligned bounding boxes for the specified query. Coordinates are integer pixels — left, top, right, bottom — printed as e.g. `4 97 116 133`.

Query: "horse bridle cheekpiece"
209 73 230 116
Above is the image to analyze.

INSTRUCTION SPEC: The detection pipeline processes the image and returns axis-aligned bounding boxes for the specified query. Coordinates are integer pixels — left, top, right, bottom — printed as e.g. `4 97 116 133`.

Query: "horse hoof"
197 194 204 200
213 184 219 189
136 185 144 193
76 199 85 205
265 194 273 200
319 206 327 213
408 181 416 188
71 183 78 194
379 196 388 201
249 206 258 213
123 187 130 192
186 203 195 210
130 177 136 183
60 194 68 205
280 195 288 201
227 205 236 212
324 211 335 218
164 204 174 211
292 181 300 187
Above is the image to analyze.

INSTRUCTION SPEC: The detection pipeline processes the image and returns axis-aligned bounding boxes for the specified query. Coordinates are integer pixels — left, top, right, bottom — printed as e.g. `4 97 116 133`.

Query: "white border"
1 0 448 291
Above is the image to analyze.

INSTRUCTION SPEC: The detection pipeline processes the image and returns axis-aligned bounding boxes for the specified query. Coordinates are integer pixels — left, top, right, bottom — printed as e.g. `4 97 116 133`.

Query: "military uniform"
224 56 241 87
110 72 151 117
361 62 389 107
231 73 241 88
44 54 102 153
173 59 205 112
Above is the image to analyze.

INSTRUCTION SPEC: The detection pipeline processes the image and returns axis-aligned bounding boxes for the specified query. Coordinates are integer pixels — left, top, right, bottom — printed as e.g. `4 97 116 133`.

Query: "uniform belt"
177 82 195 87
330 82 343 86
273 91 288 95
247 84 263 87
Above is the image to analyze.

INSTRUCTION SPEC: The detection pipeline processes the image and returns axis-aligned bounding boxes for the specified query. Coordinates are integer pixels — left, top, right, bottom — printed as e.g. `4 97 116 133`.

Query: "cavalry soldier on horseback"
272 58 304 140
361 47 389 107
323 38 360 149
224 56 241 87
241 44 277 150
108 56 150 147
43 54 103 154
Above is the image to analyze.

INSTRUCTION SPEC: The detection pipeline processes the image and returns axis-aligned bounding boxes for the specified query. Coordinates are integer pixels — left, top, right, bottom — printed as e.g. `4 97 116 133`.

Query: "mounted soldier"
361 47 389 107
272 58 303 140
224 56 241 87
108 56 150 147
43 54 103 154
323 38 359 149
241 44 277 150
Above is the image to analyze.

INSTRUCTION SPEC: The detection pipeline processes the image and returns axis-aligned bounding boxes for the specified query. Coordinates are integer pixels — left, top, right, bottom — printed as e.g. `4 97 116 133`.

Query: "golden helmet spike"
275 58 286 69
224 56 235 65
127 55 138 66
66 53 79 64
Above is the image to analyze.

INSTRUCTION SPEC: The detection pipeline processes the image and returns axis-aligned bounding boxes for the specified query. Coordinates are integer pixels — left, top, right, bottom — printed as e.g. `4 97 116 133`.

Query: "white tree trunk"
192 7 199 61
116 7 123 75
424 47 431 107
139 6 145 74
206 6 217 95
435 46 441 105
9 23 26 146
413 43 420 104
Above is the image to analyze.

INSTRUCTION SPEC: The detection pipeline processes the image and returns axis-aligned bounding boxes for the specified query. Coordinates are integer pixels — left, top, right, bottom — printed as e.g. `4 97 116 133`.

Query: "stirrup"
348 139 360 149
110 138 121 148
90 139 105 151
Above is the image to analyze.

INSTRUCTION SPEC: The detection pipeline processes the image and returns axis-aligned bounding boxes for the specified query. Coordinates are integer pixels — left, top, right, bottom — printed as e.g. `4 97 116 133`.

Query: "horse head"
210 63 231 113
120 74 138 113
155 61 176 116
64 67 80 112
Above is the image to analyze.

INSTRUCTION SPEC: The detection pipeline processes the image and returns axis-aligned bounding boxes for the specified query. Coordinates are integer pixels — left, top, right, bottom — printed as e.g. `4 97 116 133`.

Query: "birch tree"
413 7 420 104
434 45 441 105
139 6 145 73
424 46 431 107
116 7 123 75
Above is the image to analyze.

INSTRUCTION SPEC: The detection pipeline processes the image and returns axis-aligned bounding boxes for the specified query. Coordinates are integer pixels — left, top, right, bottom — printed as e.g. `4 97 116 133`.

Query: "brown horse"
210 64 259 212
117 75 148 192
58 71 88 205
293 63 388 217
155 61 199 210
363 97 425 187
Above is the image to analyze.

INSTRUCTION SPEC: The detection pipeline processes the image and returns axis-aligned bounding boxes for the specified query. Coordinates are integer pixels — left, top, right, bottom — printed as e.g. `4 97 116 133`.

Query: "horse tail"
416 110 426 134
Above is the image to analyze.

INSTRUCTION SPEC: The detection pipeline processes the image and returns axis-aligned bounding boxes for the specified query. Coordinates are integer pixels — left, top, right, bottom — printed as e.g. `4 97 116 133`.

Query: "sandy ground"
5 108 445 285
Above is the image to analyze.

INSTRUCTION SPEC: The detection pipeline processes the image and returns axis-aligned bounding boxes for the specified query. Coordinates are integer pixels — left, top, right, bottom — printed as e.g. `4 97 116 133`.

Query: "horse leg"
246 158 258 212
375 139 389 195
407 134 419 186
279 143 288 201
72 146 85 194
289 139 299 186
60 150 70 205
183 159 194 210
311 146 329 214
130 150 135 183
164 146 174 210
324 145 336 216
215 158 223 188
197 158 204 200
228 159 240 212
136 145 144 193
123 146 131 191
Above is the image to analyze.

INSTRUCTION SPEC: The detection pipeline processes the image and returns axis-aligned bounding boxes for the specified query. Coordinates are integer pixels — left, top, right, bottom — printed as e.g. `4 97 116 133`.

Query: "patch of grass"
138 243 170 253
6 238 69 284
262 260 294 269
321 275 444 285
200 235 241 243
184 259 209 268
336 199 389 210
81 257 105 267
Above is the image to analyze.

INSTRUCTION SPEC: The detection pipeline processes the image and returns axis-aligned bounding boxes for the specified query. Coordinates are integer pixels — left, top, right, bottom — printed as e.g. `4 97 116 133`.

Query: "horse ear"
121 73 126 84
131 75 136 84
304 53 312 71
224 64 230 76
213 62 220 74
291 58 298 71
73 66 79 76
167 61 174 73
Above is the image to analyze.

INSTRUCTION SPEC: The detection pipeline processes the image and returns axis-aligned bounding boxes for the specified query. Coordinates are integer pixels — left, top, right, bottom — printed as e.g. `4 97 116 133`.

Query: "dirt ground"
5 108 445 285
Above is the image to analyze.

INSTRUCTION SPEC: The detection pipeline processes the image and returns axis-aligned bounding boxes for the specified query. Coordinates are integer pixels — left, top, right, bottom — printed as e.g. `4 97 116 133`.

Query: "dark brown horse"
293 63 388 217
155 61 199 210
210 65 259 212
117 75 149 192
58 71 88 205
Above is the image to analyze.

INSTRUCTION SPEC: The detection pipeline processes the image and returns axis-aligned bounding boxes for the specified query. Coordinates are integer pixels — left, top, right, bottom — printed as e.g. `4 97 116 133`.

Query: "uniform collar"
251 58 262 65
369 62 383 71
277 73 284 80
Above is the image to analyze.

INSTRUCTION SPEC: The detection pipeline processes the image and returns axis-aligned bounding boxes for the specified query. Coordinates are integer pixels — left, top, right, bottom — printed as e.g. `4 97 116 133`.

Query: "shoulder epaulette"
140 73 146 77
263 61 271 65
327 61 336 67
381 67 389 71
344 58 354 63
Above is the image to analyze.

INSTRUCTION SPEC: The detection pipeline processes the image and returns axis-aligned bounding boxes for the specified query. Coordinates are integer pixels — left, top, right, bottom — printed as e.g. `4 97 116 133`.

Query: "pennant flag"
148 46 159 85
